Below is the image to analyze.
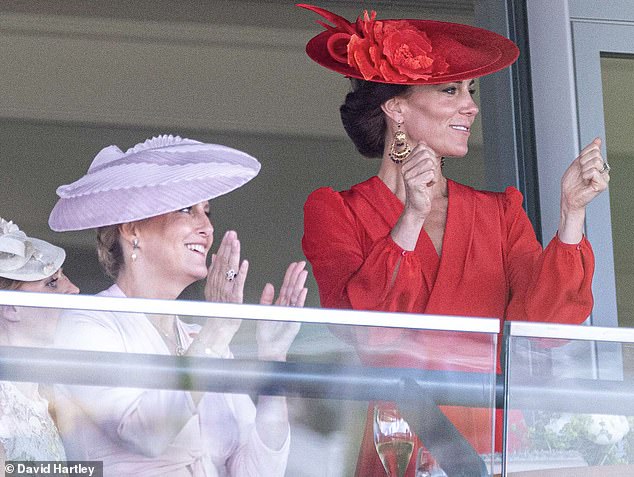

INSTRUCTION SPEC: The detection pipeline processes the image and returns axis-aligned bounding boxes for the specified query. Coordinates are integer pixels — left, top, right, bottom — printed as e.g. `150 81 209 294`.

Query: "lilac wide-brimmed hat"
0 218 65 281
49 135 261 231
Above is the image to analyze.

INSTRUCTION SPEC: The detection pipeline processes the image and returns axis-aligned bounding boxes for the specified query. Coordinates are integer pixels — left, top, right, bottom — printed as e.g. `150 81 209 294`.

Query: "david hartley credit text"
5 461 103 477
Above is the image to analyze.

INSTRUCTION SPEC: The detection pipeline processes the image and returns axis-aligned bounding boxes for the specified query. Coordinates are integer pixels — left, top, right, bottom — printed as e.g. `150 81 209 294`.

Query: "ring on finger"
600 162 611 174
225 269 237 281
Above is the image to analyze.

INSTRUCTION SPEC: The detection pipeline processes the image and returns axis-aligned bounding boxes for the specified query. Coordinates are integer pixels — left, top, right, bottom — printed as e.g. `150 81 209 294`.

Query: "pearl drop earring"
131 238 139 262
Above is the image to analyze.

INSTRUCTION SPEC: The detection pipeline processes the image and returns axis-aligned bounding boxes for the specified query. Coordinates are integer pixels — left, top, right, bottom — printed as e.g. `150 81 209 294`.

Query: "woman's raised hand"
256 261 308 361
559 138 610 243
561 137 610 211
204 230 249 304
401 143 444 218
270 260 309 308
195 230 246 356
390 143 445 251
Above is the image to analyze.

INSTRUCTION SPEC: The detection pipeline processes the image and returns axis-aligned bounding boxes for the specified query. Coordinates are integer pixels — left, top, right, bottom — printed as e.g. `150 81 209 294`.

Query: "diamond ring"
225 269 237 281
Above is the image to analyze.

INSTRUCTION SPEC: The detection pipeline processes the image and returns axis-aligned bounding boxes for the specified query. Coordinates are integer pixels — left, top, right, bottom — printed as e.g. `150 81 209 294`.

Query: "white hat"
49 134 261 231
0 218 65 281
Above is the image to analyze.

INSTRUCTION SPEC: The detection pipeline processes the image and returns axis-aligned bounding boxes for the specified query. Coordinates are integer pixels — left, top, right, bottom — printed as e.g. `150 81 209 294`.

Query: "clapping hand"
204 230 249 304
197 230 246 356
256 261 308 361
200 234 307 360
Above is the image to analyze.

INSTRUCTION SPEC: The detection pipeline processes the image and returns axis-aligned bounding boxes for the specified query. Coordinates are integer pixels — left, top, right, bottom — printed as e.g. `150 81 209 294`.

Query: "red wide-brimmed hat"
298 4 519 85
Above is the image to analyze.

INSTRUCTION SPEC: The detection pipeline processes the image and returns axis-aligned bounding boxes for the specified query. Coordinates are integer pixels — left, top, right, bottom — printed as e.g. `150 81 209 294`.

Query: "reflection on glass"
415 447 447 477
0 300 498 476
505 328 634 475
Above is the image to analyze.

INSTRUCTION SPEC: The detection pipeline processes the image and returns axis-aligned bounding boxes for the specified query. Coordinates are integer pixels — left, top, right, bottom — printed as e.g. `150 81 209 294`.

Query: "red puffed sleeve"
302 187 426 313
503 187 594 324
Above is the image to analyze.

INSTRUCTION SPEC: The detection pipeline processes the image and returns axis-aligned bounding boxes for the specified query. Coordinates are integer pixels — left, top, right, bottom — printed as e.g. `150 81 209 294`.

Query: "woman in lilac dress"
49 135 308 476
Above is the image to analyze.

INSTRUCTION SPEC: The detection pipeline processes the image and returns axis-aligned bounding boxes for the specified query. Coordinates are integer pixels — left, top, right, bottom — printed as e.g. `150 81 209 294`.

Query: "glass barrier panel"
503 322 634 477
0 291 499 477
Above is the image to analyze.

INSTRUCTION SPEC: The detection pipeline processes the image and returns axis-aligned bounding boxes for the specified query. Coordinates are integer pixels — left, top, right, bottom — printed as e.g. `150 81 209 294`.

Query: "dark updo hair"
96 225 124 280
340 79 412 158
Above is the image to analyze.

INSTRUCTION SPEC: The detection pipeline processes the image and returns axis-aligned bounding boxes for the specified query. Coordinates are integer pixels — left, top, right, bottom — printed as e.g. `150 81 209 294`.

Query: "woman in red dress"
298 4 610 476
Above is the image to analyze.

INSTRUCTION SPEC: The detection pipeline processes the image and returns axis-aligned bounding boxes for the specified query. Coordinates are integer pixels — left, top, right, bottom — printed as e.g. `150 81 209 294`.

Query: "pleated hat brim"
49 137 261 231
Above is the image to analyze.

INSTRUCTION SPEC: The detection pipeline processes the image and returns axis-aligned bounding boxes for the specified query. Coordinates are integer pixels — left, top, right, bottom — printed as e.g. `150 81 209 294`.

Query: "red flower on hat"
347 11 449 83
301 3 519 85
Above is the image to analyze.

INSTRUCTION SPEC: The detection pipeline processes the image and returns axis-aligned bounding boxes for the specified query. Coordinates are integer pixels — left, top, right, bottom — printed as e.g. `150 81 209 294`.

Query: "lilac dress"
53 285 289 477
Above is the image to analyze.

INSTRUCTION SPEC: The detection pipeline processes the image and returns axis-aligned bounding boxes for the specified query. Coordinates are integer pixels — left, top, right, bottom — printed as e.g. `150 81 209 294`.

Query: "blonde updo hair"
96 225 124 280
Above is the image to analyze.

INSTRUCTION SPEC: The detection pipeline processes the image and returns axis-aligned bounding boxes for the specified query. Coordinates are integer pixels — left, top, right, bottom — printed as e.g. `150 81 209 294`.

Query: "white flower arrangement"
586 414 630 446
546 413 630 445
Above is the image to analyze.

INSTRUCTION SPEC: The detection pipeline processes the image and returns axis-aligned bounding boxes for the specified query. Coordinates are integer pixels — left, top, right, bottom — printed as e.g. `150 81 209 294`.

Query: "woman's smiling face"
398 79 479 157
133 201 214 287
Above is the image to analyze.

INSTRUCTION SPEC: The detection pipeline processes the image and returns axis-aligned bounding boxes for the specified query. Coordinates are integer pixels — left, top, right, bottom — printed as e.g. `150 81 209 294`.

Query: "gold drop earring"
389 121 412 164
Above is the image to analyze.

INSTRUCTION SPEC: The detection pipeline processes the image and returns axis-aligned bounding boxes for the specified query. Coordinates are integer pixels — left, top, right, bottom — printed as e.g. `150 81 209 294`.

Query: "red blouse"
302 176 594 476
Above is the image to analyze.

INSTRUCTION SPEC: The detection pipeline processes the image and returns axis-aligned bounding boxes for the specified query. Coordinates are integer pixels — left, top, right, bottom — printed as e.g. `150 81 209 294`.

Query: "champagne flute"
374 403 415 477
